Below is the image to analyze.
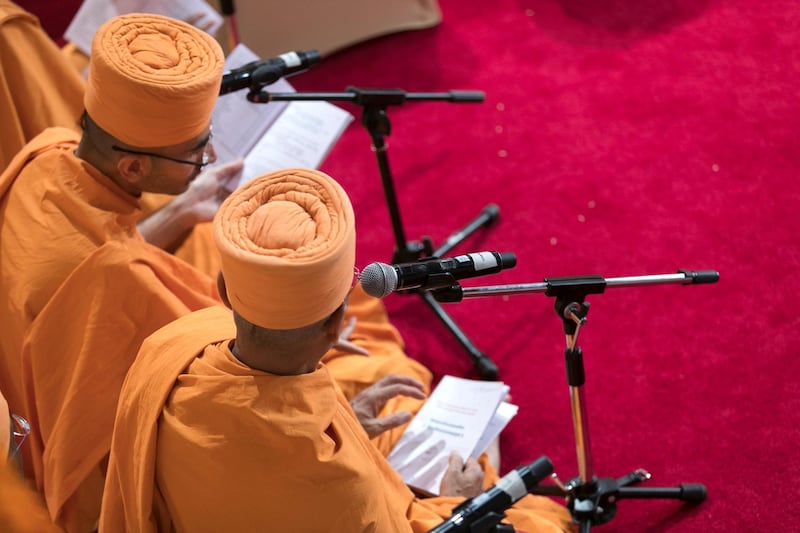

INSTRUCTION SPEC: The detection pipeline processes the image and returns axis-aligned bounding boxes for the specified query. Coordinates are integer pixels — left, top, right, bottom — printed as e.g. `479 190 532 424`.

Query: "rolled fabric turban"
84 13 223 147
214 168 356 330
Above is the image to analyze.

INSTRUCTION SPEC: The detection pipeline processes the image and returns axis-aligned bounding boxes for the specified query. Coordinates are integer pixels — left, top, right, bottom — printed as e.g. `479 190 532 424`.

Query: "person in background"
0 388 59 533
0 0 84 171
100 167 573 532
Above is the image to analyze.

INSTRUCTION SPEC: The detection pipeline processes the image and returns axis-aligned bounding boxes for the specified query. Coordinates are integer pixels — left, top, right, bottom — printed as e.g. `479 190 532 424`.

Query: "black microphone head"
302 50 322 65
519 456 554 491
359 262 398 298
498 252 516 268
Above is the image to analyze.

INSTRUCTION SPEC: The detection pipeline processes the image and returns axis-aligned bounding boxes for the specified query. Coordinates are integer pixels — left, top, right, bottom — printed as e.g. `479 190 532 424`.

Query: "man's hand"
350 375 426 439
173 159 244 225
184 10 221 34
439 451 485 499
332 316 368 355
138 160 243 252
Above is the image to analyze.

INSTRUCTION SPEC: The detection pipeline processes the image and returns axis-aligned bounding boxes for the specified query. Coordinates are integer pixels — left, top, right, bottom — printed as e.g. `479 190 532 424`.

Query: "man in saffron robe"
100 167 573 533
0 13 237 531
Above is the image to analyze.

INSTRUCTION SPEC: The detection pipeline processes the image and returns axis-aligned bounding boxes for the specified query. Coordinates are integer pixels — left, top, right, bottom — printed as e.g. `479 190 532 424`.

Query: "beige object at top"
213 0 441 58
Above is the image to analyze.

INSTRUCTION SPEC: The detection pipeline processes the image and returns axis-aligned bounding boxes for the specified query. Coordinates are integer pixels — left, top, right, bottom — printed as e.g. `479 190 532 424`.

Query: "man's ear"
324 303 347 340
216 271 231 308
116 153 150 187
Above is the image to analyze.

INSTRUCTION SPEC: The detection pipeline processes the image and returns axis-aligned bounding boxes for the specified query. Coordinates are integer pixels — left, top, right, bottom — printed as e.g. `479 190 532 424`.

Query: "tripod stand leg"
418 203 502 379
432 204 500 257
420 291 499 380
361 107 503 378
617 484 707 503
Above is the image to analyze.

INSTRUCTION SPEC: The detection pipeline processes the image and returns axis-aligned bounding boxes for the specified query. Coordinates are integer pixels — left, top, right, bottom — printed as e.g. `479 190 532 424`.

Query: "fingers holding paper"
387 429 448 480
439 452 485 498
332 316 369 355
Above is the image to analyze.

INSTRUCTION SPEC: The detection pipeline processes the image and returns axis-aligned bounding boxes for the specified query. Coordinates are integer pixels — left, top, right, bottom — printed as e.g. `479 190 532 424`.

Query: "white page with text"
386 376 515 495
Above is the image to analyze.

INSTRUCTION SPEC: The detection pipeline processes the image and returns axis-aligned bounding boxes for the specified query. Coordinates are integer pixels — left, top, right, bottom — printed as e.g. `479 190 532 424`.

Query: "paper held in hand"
386 375 518 496
212 44 355 191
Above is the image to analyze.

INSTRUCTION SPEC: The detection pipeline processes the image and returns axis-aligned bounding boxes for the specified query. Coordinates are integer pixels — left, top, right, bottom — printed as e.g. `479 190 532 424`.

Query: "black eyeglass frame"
111 124 213 169
110 145 211 169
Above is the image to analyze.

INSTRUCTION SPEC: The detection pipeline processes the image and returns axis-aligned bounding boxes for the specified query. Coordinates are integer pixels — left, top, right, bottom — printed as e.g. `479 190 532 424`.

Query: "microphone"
219 50 321 95
428 456 554 533
359 252 517 298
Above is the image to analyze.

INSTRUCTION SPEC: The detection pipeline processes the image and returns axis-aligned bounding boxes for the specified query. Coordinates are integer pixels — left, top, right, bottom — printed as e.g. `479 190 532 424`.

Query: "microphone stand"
246 86 502 379
431 270 716 532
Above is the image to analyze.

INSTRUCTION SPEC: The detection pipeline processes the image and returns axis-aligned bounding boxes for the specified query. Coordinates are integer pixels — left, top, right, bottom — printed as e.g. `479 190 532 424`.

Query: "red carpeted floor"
26 0 798 530
288 1 798 531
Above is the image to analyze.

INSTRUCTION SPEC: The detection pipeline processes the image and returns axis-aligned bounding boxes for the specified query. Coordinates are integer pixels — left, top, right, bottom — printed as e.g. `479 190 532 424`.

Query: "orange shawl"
0 127 137 421
21 240 221 532
101 306 417 532
0 460 60 533
101 307 572 532
0 126 224 531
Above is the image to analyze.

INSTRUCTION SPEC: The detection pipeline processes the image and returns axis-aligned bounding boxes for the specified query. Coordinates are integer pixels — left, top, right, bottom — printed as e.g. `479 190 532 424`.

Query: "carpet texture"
290 1 798 531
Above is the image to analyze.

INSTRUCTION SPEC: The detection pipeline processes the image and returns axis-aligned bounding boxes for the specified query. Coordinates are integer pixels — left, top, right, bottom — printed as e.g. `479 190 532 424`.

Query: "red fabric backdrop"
24 0 800 531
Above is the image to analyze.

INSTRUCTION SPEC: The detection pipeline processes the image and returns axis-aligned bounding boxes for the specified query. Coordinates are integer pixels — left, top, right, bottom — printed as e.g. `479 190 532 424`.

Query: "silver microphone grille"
359 262 398 298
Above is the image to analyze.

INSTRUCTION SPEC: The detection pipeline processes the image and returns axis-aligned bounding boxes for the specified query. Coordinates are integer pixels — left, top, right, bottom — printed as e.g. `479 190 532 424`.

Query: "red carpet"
289 1 798 531
24 0 798 530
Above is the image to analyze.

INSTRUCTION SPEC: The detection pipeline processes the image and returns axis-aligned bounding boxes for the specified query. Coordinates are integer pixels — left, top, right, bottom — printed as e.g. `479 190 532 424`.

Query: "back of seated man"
99 167 573 532
0 11 237 418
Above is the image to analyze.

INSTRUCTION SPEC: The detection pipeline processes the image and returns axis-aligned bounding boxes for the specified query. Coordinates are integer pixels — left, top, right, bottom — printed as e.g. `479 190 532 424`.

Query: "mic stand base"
530 288 706 531
531 472 706 532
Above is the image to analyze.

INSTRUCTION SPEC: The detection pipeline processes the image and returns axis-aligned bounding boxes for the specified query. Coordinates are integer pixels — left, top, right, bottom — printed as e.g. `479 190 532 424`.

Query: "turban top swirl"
214 168 356 330
84 13 223 147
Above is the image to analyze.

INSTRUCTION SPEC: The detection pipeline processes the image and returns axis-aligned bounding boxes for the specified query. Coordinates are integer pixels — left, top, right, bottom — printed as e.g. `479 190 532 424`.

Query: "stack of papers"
386 375 518 495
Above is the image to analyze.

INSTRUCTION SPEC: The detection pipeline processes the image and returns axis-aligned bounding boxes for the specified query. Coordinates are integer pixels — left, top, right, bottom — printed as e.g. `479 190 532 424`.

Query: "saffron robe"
20 241 223 532
0 459 61 533
100 307 574 533
0 127 222 531
0 128 149 422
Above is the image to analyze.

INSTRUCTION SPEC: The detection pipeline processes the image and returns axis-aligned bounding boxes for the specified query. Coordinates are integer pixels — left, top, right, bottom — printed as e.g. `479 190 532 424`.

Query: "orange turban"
214 168 356 330
84 13 223 147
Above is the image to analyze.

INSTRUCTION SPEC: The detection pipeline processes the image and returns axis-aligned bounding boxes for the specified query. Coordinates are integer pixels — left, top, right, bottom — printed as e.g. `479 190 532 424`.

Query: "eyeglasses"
111 126 213 169
111 145 210 169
